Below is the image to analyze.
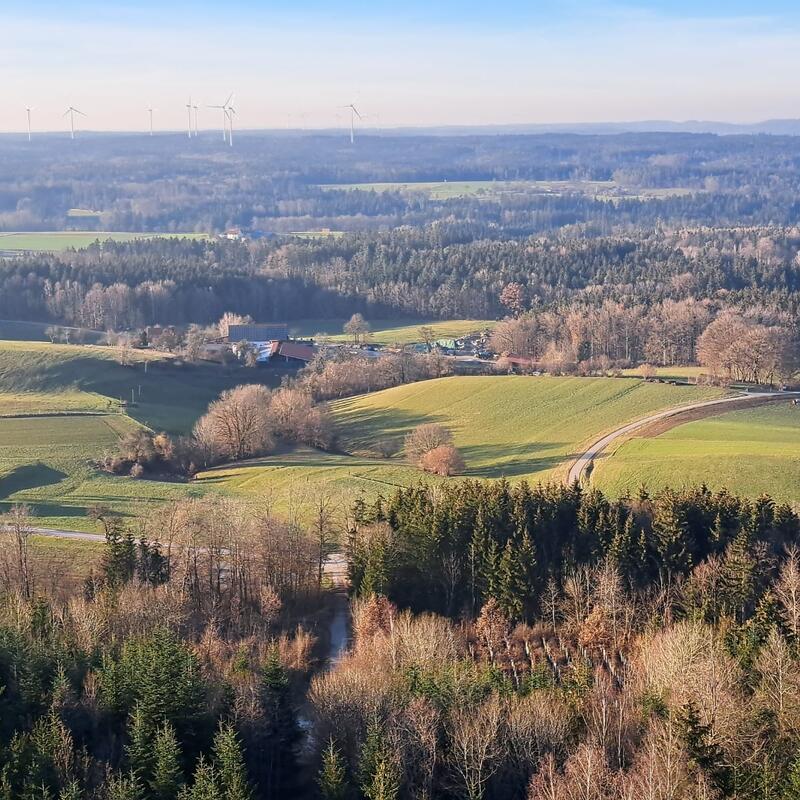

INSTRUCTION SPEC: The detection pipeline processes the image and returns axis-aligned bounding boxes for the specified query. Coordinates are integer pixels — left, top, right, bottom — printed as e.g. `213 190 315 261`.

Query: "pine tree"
677 702 731 795
317 739 348 800
151 722 184 800
256 647 299 799
105 772 145 800
126 705 154 783
213 724 253 800
180 757 217 800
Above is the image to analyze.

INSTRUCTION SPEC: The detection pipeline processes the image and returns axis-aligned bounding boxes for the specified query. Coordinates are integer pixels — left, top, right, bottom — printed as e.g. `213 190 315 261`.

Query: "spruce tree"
257 647 299 799
212 724 253 800
496 539 525 620
317 739 348 800
677 702 731 795
126 705 154 783
365 757 399 800
105 772 145 800
151 722 184 800
181 757 217 800
784 748 800 799
57 782 81 800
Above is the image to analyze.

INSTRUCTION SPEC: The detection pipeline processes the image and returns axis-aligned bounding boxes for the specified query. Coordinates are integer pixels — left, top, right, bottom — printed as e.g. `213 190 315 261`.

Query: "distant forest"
3 132 800 233
0 228 798 332
0 131 799 346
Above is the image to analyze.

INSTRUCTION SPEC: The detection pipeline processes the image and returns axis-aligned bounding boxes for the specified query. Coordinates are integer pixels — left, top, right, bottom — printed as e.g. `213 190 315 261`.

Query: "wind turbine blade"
225 93 234 106
75 109 86 116
352 106 362 118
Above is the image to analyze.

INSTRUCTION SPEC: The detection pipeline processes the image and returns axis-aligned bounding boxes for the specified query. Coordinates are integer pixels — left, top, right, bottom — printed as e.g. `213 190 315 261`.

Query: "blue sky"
3 1 800 132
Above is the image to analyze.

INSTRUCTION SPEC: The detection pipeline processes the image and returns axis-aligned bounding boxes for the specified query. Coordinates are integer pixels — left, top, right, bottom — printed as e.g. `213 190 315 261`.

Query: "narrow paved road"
25 526 105 543
566 391 795 486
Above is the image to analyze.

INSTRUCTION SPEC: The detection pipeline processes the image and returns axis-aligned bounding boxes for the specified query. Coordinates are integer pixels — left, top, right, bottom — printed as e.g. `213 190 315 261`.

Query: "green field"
196 377 727 514
0 339 291 529
329 376 727 483
0 319 106 343
0 413 197 530
0 231 207 252
320 180 696 201
290 318 495 345
593 403 800 504
196 447 437 518
0 340 288 433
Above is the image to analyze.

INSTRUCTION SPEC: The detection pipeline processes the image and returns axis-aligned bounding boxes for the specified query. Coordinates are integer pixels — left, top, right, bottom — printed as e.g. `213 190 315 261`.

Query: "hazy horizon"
3 0 800 133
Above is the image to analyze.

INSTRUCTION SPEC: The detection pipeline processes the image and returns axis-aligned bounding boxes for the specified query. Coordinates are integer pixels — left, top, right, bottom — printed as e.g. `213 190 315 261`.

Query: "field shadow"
334 406 448 454
459 443 577 479
0 500 87 519
0 464 68 500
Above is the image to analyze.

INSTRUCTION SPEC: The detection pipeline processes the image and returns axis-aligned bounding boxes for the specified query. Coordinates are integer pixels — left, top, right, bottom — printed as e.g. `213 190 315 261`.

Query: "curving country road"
566 391 796 486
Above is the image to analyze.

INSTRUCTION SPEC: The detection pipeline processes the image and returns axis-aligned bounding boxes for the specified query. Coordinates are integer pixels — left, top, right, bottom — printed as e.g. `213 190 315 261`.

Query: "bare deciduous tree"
404 423 453 465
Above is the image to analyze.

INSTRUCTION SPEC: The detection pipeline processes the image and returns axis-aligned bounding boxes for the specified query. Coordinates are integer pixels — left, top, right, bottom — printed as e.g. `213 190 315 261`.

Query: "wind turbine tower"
63 106 85 140
25 107 33 142
185 96 194 139
226 105 236 147
209 93 234 143
342 103 361 144
192 101 200 137
147 104 157 136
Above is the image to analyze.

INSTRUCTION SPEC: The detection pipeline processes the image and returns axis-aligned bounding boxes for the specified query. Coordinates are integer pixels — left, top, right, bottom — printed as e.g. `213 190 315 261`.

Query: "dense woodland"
3 482 800 799
1 228 799 340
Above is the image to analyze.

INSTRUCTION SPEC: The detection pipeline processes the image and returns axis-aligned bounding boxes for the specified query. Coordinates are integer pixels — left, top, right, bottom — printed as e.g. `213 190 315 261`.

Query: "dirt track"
566 391 798 486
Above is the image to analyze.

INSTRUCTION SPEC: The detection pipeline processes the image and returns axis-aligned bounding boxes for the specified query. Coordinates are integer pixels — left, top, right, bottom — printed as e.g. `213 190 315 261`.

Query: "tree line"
2 226 800 331
490 301 797 381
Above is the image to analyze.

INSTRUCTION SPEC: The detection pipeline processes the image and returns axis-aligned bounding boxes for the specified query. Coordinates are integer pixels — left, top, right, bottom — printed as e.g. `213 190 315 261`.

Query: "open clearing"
0 231 207 252
0 340 288 432
320 180 696 200
593 403 800 503
197 377 727 514
290 318 495 345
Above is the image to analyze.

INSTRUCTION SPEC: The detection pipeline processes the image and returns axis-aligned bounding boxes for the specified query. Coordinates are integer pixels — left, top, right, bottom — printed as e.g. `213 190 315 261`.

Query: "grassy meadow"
0 339 290 529
0 231 207 252
197 376 728 516
329 376 727 483
593 402 800 504
0 340 288 433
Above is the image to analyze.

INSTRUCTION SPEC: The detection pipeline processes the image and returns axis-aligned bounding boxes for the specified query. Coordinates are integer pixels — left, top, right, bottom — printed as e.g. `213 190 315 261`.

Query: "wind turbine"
63 106 85 139
208 93 233 143
25 106 33 141
225 105 236 147
341 103 361 144
147 104 157 136
192 101 200 137
185 96 194 138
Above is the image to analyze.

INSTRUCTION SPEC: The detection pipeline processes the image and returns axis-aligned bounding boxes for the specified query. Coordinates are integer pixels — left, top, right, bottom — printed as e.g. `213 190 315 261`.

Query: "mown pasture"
593 402 800 504
0 231 207 252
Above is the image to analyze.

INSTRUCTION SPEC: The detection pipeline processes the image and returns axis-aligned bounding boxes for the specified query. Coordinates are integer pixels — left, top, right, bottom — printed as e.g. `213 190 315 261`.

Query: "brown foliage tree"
419 444 465 476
